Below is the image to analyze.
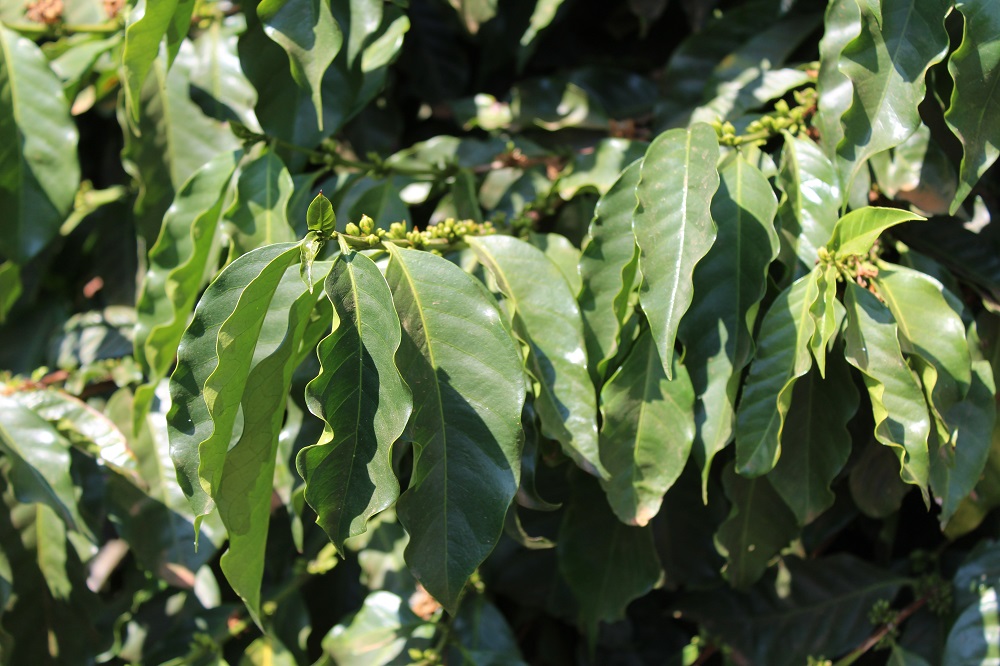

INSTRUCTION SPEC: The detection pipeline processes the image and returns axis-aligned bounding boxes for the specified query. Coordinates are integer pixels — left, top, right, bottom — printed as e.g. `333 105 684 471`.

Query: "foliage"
2 0 1000 663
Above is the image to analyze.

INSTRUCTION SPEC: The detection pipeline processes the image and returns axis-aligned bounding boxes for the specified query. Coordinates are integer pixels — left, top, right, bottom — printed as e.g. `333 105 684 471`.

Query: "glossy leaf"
0 26 80 263
826 206 924 259
835 0 950 194
874 262 970 413
679 154 779 491
558 472 661 634
676 555 905 666
258 0 343 128
942 586 1000 665
808 263 843 378
598 329 694 526
0 395 91 539
121 0 195 120
715 465 798 589
135 151 239 381
768 355 859 525
634 124 720 379
223 150 296 256
843 282 930 490
189 17 260 129
815 0 862 158
735 271 819 476
298 250 412 549
384 245 525 613
529 232 581 297
578 159 641 382
469 235 604 479
776 132 841 268
945 0 1000 213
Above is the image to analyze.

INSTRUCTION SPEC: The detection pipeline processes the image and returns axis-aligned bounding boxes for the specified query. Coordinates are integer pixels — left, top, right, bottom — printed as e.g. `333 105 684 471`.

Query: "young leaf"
808 263 843 377
223 150 296 255
768 354 859 525
257 0 343 128
578 159 642 383
384 245 525 613
558 471 660 635
0 26 80 263
135 151 239 381
735 270 820 477
306 191 336 235
843 282 931 490
835 0 950 195
874 262 971 413
297 250 412 550
469 235 605 479
945 0 1000 214
679 155 779 493
714 465 798 589
826 206 924 259
598 329 695 527
634 124 720 379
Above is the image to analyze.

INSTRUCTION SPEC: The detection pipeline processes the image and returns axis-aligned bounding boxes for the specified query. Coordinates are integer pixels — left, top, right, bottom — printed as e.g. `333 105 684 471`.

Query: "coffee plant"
2 0 1000 663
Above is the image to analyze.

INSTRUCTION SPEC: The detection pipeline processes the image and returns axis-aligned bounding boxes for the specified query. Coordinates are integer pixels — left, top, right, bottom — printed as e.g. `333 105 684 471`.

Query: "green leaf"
808 263 843 377
634 124 720 379
734 271 820 476
676 555 906 666
529 232 581 297
775 132 841 268
843 282 930 490
215 259 324 625
135 150 239 381
826 206 924 259
517 0 566 68
298 250 412 550
869 124 957 215
931 359 997 527
943 586 1000 665
768 354 859 525
0 26 80 263
598 328 694 526
223 150 296 256
578 159 641 382
835 0 950 195
558 471 661 634
321 591 435 666
874 262 971 413
446 0 497 33
307 192 336 235
240 635 297 666
815 0 862 158
349 181 410 229
0 261 20 323
558 138 647 199
714 465 798 589
189 17 260 129
384 245 525 613
451 168 483 224
679 154 779 492
120 44 240 242
447 592 529 665
168 243 305 517
945 0 1000 214
468 235 604 479
0 395 91 539
121 0 195 121
257 0 343 128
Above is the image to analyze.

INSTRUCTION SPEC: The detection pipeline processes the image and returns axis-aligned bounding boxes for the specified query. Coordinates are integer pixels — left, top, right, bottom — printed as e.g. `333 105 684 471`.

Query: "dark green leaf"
558 472 661 634
298 250 412 549
0 26 80 263
529 232 581 297
945 0 1000 213
0 261 20 323
451 168 483 224
257 0 343 128
680 154 779 491
385 245 525 613
224 150 296 255
942 586 1000 665
843 282 930 490
735 270 819 476
135 151 239 381
634 124 720 379
768 353 858 525
558 139 647 199
869 124 956 215
469 235 604 479
776 132 841 268
835 0 950 194
715 465 798 588
578 159 641 382
599 328 694 526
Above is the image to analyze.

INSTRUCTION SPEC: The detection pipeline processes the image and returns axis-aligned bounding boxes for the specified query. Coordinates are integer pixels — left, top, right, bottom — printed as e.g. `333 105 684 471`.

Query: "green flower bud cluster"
342 216 496 250
712 86 817 146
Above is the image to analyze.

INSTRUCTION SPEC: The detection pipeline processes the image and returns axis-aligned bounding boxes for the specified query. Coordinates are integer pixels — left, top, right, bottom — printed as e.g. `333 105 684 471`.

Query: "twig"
832 596 928 666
